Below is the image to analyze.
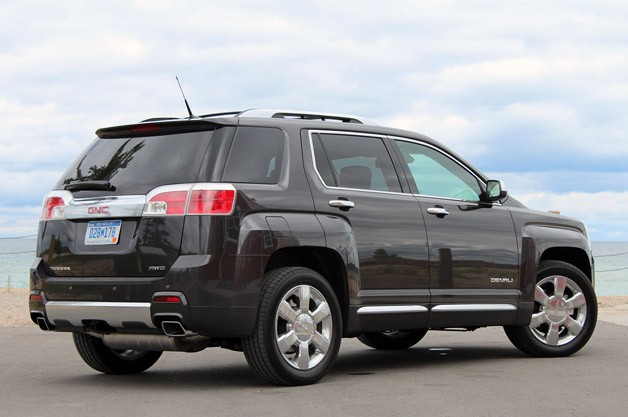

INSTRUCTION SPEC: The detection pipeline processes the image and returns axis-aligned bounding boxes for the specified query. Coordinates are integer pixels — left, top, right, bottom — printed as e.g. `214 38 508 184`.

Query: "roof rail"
236 108 375 125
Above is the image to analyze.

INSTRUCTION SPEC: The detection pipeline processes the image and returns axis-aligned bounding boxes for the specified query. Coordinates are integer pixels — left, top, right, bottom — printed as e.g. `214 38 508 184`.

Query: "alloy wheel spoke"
277 330 298 353
564 316 583 336
312 302 331 325
312 332 330 353
546 322 561 346
530 311 548 328
553 276 567 299
278 299 298 323
297 341 310 370
565 292 586 310
298 285 311 314
534 285 550 306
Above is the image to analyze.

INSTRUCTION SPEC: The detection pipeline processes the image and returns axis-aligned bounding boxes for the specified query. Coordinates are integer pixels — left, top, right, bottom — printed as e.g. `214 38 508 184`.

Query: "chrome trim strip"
357 305 428 315
307 131 410 197
65 195 146 219
389 136 503 206
431 304 517 312
45 301 155 328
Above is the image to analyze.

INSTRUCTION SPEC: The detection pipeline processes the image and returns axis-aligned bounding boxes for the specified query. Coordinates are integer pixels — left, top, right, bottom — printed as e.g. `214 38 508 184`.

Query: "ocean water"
1 237 626 295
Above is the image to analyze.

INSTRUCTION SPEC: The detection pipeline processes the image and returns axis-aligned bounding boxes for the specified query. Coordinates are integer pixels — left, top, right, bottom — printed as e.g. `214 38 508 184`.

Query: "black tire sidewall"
261 268 342 385
520 260 597 357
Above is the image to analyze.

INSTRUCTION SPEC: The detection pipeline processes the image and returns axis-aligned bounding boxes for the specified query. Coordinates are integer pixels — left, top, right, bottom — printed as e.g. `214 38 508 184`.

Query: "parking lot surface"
1 322 626 417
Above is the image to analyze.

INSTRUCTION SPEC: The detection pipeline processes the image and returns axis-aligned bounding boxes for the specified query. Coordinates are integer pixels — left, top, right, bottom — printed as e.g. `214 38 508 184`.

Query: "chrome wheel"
275 285 333 370
529 274 587 346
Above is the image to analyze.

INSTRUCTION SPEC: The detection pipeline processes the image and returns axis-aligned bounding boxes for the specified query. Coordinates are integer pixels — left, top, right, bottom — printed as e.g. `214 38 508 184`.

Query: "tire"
357 329 428 350
504 260 597 357
73 332 162 374
242 267 342 386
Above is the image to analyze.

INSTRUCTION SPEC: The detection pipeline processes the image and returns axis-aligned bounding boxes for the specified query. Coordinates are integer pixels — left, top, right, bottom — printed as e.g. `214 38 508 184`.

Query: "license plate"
85 220 122 245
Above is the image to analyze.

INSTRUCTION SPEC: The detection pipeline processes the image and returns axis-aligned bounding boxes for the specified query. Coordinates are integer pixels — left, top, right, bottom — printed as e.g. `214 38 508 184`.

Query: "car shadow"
58 342 525 390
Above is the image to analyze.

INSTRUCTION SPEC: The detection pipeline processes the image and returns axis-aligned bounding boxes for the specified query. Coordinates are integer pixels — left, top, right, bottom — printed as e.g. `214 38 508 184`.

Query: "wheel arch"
264 246 349 332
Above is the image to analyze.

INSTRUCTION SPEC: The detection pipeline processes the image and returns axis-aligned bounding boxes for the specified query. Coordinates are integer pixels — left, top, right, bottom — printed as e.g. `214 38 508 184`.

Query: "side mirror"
485 180 507 202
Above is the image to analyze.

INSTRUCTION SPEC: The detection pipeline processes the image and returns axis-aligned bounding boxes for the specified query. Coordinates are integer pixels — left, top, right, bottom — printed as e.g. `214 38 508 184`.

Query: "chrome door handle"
427 207 449 216
329 200 355 210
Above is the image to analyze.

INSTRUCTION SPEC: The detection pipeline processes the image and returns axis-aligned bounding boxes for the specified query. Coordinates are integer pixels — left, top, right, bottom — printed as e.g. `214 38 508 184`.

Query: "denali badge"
491 277 514 283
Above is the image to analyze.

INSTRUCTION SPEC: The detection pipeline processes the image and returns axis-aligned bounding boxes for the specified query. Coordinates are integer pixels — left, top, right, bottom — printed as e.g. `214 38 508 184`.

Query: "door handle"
427 207 449 217
329 199 355 211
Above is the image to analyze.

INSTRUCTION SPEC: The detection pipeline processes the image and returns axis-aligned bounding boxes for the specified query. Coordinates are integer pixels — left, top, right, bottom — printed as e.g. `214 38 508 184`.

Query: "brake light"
143 183 236 216
188 189 235 215
145 191 188 215
41 191 73 220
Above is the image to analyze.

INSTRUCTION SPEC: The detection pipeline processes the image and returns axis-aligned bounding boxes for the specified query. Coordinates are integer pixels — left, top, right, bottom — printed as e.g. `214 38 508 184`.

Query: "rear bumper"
29 256 259 337
45 300 154 328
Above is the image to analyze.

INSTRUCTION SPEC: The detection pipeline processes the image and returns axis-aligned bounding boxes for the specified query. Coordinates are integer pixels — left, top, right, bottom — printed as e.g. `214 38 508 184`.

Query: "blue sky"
1 0 627 240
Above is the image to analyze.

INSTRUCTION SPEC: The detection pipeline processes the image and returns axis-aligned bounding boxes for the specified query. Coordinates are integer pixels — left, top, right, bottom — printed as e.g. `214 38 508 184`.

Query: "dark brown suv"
29 109 597 385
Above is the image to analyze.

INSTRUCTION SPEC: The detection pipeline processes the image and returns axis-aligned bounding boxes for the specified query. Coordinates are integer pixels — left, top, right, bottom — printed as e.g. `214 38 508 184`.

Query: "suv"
29 109 597 385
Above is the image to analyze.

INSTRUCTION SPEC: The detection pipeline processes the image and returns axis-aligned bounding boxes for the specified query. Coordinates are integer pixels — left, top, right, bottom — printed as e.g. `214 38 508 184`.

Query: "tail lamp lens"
188 189 235 215
143 184 236 216
41 191 72 220
145 191 188 215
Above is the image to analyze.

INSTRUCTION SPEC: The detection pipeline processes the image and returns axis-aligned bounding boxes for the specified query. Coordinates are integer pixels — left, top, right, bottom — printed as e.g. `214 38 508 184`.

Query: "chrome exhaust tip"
161 320 188 337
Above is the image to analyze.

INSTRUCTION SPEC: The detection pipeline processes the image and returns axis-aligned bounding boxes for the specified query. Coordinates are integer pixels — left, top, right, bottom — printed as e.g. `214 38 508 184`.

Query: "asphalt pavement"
1 321 626 417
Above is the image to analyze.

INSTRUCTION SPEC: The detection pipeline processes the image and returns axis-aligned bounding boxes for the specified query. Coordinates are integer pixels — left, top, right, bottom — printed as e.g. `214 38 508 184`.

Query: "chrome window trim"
45 301 155 328
431 304 517 312
389 136 502 206
307 130 409 197
357 305 428 315
307 130 502 206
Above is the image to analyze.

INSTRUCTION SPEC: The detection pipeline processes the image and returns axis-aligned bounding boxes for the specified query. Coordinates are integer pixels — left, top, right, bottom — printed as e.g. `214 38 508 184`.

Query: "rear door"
391 137 520 327
303 130 430 327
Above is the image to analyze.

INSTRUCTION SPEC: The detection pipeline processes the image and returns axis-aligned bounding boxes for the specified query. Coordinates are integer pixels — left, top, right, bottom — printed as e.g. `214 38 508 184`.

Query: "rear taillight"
41 191 73 220
143 183 236 216
188 189 236 215
145 191 188 215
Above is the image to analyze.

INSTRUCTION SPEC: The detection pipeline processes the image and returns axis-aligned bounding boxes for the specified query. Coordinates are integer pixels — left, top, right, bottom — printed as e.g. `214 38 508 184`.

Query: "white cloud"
1 1 628 239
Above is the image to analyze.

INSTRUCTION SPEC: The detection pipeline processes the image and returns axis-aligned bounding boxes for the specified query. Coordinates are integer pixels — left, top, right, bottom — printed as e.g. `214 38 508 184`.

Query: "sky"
1 0 627 240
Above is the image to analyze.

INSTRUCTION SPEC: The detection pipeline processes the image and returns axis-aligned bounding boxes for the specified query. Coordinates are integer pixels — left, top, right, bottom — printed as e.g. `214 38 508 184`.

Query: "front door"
391 137 520 327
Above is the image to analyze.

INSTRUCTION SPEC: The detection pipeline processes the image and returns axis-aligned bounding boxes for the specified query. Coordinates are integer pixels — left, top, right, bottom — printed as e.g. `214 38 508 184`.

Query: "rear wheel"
357 329 428 350
504 260 597 357
73 332 162 374
243 267 342 386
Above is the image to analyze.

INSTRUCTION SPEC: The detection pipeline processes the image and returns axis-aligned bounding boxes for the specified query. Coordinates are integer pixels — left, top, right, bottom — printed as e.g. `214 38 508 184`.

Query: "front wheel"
357 329 428 350
242 267 342 386
73 332 162 374
504 260 597 357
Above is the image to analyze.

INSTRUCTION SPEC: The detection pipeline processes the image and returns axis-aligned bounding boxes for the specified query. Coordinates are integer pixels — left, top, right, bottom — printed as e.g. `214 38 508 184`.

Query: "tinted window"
313 134 401 193
222 127 285 184
57 130 214 194
395 140 481 201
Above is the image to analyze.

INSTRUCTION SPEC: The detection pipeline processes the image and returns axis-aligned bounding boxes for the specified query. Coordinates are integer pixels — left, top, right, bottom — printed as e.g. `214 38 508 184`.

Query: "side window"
394 139 481 202
223 127 285 184
312 133 401 193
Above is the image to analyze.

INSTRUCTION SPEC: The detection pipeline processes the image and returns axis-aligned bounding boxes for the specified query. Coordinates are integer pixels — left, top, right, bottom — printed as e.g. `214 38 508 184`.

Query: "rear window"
56 130 214 195
222 127 285 184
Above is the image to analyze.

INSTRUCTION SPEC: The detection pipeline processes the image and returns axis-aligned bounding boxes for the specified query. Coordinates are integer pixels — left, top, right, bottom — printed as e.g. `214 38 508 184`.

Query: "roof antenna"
176 76 195 118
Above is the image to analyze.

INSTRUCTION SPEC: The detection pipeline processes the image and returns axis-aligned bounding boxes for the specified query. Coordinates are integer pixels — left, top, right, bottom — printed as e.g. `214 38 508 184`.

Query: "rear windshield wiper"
64 180 116 192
